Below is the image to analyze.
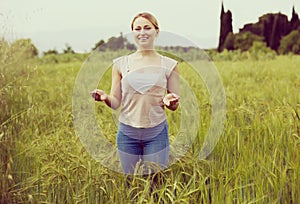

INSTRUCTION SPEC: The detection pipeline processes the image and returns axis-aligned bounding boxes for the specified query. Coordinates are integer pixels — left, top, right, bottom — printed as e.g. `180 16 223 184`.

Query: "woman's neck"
135 49 158 57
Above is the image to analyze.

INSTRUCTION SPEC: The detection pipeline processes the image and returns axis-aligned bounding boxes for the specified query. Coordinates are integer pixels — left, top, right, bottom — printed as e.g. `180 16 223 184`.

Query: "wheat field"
1 51 299 203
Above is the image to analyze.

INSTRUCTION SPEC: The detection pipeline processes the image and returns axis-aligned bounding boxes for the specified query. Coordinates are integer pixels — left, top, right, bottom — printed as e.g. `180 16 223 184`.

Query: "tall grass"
1 48 299 203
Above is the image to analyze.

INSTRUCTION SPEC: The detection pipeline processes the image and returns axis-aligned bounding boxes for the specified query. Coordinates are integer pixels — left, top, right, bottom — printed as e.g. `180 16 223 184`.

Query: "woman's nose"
138 29 146 34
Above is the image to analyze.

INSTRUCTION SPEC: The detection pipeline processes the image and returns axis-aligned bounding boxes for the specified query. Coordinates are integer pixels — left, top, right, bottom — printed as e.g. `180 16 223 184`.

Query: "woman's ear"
155 30 159 37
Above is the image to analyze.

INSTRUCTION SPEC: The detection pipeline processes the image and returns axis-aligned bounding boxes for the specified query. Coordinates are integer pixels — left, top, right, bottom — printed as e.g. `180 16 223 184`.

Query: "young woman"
91 12 180 175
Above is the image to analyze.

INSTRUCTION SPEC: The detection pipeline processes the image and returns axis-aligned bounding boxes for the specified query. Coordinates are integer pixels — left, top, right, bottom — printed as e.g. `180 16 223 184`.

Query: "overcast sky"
1 0 299 53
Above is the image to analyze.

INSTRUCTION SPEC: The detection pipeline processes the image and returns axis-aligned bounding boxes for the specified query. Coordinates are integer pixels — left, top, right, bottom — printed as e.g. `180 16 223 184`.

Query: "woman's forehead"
133 17 153 27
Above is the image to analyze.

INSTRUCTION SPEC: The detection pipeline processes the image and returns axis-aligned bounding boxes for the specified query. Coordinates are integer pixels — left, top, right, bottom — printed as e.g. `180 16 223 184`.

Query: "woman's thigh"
117 128 142 174
142 123 170 169
117 121 170 174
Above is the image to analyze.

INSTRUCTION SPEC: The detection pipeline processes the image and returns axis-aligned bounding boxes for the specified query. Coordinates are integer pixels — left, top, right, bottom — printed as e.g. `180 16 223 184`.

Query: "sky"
1 0 299 53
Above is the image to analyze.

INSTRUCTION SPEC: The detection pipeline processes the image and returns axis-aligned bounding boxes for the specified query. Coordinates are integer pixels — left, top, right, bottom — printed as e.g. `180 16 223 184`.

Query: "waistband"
118 120 167 140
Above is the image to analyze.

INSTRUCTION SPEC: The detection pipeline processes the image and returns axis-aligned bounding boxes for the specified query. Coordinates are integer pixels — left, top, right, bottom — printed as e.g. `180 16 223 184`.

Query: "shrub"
278 30 300 55
10 39 39 59
234 31 264 52
223 32 235 51
248 41 276 60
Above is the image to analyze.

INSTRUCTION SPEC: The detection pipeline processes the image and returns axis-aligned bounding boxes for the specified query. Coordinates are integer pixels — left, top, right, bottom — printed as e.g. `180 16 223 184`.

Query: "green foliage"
234 31 264 52
0 38 38 64
92 39 105 51
0 38 11 64
43 49 59 55
278 30 300 55
248 41 276 60
40 53 89 64
63 43 75 54
210 49 246 61
0 41 39 203
223 32 235 50
209 46 276 62
1 50 300 203
106 36 125 51
10 38 39 58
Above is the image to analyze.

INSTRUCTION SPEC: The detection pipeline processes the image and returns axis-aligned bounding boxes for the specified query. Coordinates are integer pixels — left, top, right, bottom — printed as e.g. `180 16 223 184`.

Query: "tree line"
218 3 300 54
1 28 299 62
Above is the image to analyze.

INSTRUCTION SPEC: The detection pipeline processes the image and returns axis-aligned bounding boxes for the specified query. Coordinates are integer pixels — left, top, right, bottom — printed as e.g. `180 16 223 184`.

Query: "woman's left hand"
163 93 180 106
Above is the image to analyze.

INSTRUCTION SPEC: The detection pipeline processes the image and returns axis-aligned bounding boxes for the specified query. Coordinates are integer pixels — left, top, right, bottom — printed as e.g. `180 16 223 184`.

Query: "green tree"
11 38 38 58
43 49 58 55
234 31 264 52
106 35 125 51
92 39 106 51
63 43 75 54
278 30 300 55
223 32 235 51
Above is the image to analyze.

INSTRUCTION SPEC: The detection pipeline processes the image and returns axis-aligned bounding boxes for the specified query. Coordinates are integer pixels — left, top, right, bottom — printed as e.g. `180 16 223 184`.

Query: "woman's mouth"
138 36 149 41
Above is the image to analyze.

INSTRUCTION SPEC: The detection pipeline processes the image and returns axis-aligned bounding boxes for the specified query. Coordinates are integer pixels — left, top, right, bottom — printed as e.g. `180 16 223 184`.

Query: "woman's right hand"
90 89 108 102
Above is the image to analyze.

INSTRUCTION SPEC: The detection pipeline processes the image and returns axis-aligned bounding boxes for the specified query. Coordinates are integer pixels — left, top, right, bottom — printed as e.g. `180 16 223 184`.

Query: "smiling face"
132 16 158 50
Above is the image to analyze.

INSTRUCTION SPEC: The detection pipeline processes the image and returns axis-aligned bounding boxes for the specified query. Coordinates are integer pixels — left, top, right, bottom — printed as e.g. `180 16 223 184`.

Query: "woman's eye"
134 26 152 32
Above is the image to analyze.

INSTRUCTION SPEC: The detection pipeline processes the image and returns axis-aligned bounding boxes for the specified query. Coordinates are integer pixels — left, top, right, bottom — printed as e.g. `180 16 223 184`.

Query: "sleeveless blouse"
113 55 177 128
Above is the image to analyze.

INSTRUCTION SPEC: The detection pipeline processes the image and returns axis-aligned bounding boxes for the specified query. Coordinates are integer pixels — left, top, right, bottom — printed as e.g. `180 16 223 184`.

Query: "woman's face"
132 17 158 49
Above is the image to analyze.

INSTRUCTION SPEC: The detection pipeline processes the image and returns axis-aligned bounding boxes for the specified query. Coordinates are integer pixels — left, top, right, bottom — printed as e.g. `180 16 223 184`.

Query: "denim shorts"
117 120 170 175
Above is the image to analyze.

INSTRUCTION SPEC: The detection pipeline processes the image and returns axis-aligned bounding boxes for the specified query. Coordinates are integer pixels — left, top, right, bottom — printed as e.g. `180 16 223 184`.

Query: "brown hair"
131 12 159 31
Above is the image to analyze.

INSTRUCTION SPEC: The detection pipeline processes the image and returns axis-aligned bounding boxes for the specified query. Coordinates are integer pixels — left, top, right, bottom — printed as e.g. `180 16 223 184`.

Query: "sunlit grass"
1 51 299 203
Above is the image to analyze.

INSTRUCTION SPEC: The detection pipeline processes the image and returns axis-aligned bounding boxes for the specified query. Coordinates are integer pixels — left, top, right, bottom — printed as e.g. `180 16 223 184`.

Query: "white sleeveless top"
113 54 178 128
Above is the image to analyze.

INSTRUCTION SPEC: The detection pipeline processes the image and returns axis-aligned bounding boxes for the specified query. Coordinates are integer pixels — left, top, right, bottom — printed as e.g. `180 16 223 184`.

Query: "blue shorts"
117 120 170 175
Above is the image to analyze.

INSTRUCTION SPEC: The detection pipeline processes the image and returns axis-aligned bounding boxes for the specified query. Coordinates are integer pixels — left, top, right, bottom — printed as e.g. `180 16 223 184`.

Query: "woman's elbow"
110 97 121 110
111 103 121 110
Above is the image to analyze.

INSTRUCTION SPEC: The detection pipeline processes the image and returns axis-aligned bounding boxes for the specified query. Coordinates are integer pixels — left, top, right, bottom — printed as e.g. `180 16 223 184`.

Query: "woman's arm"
91 64 122 110
165 65 180 111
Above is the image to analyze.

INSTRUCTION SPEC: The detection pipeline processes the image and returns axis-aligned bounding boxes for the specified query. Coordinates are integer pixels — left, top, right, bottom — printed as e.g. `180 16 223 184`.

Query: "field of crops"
1 52 299 203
